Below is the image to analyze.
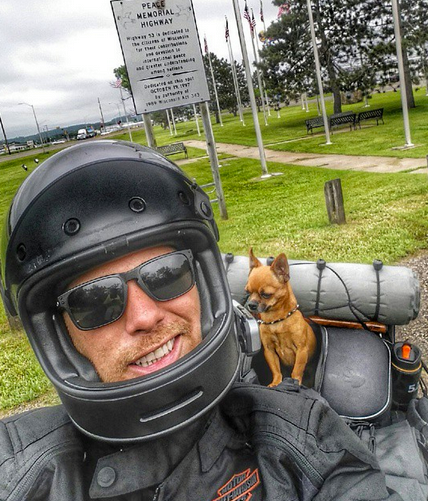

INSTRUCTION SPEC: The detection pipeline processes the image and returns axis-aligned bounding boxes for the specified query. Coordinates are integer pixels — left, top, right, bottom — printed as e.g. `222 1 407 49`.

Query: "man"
0 140 402 500
61 245 203 383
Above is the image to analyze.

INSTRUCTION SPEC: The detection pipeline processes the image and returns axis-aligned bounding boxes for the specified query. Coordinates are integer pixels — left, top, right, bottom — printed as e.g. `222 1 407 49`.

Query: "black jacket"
0 381 402 500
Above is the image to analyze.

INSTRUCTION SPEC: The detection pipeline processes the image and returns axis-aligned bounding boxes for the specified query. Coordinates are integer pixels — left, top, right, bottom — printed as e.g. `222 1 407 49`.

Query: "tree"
113 65 131 93
259 0 405 113
398 0 428 106
203 53 248 120
258 5 315 104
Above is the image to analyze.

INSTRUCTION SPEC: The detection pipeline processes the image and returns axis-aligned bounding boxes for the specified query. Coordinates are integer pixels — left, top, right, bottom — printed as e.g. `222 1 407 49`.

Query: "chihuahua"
246 248 316 387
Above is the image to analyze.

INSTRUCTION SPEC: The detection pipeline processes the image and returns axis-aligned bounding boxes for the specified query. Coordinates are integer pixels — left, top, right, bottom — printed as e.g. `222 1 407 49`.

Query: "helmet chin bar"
56 314 240 443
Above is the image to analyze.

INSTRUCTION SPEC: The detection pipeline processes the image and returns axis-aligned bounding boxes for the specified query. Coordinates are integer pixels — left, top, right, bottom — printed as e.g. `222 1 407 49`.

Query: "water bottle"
391 341 422 410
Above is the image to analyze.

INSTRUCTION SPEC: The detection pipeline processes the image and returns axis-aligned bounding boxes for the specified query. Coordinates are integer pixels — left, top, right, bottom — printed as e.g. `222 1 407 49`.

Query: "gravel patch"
395 250 428 386
395 251 428 390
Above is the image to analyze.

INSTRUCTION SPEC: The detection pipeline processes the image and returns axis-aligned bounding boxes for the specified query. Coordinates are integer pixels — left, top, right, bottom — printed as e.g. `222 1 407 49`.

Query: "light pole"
18 102 46 153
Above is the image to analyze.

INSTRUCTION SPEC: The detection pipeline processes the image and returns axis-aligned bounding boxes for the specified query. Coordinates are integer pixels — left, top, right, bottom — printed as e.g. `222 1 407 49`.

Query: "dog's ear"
249 247 262 270
271 253 290 283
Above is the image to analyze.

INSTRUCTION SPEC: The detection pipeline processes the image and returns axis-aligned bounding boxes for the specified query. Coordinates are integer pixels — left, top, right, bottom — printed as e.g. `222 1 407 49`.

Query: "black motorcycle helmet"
0 140 241 443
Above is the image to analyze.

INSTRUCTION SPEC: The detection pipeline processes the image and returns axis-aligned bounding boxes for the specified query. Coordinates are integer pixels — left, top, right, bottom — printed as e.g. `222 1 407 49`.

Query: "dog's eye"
260 292 272 299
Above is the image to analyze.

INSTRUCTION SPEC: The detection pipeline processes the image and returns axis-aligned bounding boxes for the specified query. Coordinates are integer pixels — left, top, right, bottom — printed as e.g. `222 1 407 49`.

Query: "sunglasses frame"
57 249 195 331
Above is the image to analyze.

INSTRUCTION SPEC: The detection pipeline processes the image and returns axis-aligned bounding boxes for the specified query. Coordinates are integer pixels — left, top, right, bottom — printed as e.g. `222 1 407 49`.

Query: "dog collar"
257 304 300 325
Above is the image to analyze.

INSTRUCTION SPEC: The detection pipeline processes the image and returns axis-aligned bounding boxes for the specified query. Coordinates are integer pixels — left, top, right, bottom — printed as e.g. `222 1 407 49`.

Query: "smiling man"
61 246 202 382
0 140 402 500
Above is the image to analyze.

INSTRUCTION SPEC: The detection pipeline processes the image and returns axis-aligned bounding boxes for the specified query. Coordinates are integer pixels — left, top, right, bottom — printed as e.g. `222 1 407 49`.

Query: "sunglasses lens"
140 252 194 301
67 276 125 329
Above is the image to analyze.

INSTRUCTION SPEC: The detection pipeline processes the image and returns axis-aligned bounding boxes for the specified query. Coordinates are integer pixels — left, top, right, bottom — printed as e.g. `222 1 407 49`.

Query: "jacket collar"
87 408 236 498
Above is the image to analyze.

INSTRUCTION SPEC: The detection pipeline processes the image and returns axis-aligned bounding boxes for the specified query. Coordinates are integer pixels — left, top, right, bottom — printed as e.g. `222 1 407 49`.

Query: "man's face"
64 246 202 382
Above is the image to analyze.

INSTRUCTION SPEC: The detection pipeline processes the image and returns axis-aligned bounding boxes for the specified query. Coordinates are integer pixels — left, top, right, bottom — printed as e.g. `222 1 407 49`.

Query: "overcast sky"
0 0 280 139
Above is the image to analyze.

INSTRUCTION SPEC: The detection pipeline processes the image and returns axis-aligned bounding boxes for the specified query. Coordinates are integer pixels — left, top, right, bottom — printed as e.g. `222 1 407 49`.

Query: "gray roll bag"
222 254 420 326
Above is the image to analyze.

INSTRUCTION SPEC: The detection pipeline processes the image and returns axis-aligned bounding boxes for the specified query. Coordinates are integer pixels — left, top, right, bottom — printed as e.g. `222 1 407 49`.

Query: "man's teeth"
134 338 175 367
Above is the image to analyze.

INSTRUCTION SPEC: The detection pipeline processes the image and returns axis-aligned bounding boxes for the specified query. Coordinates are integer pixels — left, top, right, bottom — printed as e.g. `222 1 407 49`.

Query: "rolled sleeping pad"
222 253 420 326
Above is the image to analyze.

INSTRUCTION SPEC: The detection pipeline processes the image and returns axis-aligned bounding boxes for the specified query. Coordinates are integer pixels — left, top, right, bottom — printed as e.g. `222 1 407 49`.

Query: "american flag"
277 3 291 18
243 0 251 24
225 17 230 42
260 0 264 23
204 35 209 55
250 9 257 37
114 77 122 88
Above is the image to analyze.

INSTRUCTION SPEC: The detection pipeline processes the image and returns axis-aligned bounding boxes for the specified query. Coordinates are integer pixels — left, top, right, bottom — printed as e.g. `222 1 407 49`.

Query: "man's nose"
123 280 165 334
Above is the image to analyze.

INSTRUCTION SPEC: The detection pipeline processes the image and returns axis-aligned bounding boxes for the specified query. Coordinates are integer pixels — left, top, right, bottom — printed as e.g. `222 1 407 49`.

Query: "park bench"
156 142 188 159
329 111 356 131
306 111 356 134
305 116 325 134
355 108 384 128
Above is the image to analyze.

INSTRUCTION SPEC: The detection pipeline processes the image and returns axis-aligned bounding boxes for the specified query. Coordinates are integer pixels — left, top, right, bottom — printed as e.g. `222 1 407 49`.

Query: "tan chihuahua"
246 248 316 387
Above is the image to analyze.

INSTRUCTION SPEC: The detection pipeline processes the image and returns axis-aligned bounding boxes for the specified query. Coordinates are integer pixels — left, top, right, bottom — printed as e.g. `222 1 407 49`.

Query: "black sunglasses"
57 250 195 331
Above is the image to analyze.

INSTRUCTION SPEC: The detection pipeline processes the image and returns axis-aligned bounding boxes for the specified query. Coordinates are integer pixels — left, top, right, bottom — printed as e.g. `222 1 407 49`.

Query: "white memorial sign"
111 0 210 113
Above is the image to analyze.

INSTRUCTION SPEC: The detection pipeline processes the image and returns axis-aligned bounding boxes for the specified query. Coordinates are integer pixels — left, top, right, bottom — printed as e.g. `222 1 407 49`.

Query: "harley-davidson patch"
212 468 260 501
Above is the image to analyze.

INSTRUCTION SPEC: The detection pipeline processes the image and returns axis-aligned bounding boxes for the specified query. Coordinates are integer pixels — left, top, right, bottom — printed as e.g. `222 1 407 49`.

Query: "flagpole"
119 86 133 142
250 34 268 126
166 109 173 136
228 39 245 124
260 0 267 32
193 104 201 136
391 0 413 147
231 0 269 176
306 0 331 145
247 6 268 126
98 97 105 131
226 16 245 125
205 35 223 127
170 108 177 135
253 13 271 117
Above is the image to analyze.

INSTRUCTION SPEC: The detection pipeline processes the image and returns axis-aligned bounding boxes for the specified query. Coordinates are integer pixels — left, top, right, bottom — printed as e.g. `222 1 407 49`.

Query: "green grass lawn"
108 87 428 159
1 87 428 414
183 156 428 263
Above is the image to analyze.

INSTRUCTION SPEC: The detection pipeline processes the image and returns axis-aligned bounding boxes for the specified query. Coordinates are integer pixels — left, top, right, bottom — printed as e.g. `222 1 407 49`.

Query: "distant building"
8 143 28 152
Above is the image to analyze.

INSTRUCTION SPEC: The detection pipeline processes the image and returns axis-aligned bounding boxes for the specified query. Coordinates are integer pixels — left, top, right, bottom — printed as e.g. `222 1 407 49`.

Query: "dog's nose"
247 301 258 312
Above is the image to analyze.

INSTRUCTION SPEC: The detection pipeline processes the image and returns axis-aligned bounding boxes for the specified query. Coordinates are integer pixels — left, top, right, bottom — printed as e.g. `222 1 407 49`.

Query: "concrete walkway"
183 140 427 174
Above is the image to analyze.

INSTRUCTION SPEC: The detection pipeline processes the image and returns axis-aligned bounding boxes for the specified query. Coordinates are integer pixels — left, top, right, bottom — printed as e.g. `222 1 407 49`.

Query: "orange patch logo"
212 468 260 501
